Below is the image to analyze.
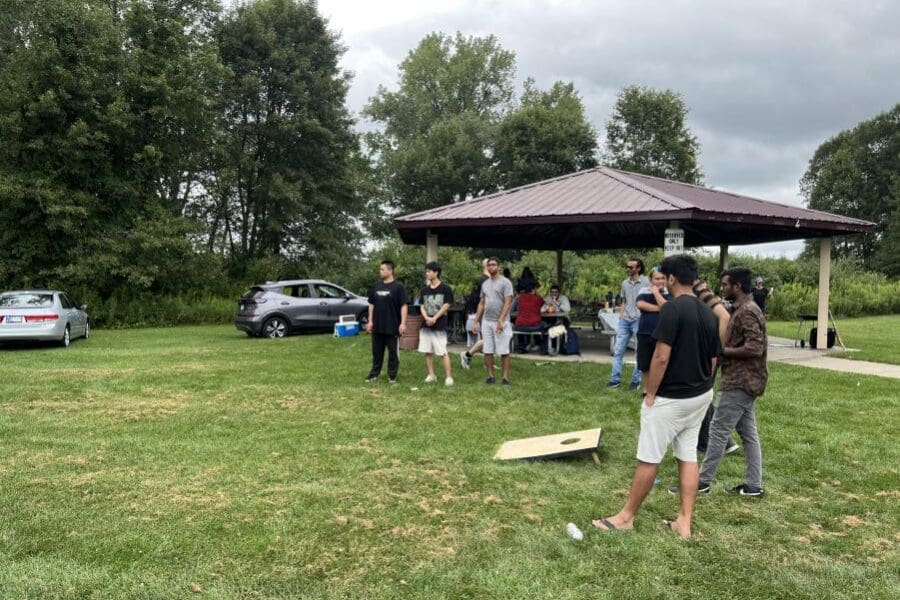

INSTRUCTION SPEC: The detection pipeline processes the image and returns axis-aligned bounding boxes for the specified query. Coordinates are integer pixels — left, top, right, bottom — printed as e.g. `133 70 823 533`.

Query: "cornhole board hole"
494 428 603 462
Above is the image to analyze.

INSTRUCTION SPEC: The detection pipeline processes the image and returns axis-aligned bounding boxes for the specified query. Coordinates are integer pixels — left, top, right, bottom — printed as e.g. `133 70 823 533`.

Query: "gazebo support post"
718 244 729 274
556 250 563 287
426 229 438 263
817 237 832 349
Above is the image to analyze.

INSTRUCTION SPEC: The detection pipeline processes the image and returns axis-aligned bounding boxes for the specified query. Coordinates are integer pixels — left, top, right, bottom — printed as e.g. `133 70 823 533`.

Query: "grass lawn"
0 326 897 599
767 314 900 365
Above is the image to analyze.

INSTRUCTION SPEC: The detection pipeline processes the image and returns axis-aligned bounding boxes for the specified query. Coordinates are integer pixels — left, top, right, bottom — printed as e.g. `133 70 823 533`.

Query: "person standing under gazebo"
607 257 649 391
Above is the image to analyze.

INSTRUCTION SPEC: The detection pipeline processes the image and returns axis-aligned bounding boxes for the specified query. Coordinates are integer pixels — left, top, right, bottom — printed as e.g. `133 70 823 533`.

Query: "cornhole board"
494 428 603 461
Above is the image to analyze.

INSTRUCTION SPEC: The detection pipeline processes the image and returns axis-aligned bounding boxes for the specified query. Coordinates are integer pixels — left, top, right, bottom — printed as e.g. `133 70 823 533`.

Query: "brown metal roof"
394 166 875 250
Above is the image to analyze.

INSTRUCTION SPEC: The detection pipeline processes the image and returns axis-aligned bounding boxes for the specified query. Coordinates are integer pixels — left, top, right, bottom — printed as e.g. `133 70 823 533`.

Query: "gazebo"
394 166 876 349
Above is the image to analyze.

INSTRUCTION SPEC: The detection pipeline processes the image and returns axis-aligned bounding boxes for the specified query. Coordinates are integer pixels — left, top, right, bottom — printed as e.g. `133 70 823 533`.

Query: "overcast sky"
292 1 900 256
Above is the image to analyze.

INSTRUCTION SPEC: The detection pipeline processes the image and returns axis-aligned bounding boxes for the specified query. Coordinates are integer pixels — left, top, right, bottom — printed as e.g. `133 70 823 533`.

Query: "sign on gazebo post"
664 225 684 256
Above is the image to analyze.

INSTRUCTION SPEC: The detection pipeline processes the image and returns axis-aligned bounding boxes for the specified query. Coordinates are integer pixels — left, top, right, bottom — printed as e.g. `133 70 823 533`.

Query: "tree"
121 0 223 215
0 0 132 291
494 79 597 189
0 0 226 298
201 0 365 271
604 85 703 184
800 103 900 265
364 32 516 214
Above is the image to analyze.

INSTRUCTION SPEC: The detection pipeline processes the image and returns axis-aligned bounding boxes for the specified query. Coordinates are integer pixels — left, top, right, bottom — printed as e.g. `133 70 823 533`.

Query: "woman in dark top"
635 269 671 391
517 266 538 293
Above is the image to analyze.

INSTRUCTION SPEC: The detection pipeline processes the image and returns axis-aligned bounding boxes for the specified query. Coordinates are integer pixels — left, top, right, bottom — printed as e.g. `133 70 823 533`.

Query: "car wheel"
356 311 368 326
84 320 91 339
60 325 71 348
263 317 287 339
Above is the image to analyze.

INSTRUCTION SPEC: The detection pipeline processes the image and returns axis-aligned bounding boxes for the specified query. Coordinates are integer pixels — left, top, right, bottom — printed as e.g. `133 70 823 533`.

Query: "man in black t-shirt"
365 261 408 383
593 255 720 540
419 261 454 386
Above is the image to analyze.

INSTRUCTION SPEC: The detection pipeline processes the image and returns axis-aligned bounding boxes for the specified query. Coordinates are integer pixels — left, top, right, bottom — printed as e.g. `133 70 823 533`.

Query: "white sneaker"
459 351 471 370
424 374 437 383
445 376 454 387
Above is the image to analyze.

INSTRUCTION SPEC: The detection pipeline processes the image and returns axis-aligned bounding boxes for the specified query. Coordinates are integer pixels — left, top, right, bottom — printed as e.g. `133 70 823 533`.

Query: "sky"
250 0 900 257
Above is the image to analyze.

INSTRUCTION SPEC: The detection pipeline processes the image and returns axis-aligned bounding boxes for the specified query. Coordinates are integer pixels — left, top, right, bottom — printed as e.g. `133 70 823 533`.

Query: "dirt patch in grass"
97 391 191 423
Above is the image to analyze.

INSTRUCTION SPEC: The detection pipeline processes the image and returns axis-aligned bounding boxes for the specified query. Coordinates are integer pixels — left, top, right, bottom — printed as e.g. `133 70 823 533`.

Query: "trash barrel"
399 314 423 350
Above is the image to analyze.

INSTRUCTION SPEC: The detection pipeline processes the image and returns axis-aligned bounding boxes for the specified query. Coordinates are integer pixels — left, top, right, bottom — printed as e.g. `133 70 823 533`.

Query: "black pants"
697 403 715 452
369 333 399 380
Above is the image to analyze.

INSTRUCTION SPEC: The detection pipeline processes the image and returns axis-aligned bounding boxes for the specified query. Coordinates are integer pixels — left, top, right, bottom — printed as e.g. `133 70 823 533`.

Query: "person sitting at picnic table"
541 284 571 315
635 267 670 393
513 283 544 353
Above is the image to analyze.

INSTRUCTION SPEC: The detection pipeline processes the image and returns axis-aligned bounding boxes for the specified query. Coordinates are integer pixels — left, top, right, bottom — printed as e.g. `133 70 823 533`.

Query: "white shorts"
636 389 713 464
481 320 512 355
418 328 448 356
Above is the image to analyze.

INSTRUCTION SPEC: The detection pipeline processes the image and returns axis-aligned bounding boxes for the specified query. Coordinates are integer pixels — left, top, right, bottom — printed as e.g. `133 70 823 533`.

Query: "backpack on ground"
561 327 581 355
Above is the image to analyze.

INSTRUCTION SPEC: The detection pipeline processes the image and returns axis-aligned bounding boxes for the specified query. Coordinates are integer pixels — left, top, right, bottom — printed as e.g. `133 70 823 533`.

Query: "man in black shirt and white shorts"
592 254 720 540
419 261 454 386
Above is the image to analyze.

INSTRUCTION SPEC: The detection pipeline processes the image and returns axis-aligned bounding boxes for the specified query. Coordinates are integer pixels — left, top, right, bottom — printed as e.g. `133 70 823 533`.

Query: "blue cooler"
334 315 360 337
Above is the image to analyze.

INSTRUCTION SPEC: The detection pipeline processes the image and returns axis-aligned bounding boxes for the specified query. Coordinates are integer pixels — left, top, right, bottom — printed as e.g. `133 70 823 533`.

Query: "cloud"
318 0 900 255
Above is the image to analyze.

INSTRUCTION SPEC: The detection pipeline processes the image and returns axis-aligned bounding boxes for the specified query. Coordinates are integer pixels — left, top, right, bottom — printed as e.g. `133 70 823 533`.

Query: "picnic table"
595 310 637 355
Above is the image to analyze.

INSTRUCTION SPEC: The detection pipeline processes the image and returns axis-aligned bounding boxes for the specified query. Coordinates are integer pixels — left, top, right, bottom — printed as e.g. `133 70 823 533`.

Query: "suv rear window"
0 293 54 308
241 287 267 299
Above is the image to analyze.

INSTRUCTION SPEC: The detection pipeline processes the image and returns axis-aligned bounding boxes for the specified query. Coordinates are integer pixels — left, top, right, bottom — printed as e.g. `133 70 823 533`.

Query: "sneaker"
628 381 641 391
667 482 711 495
445 376 454 387
502 378 511 386
388 378 397 384
424 374 437 384
606 381 620 389
725 441 741 454
485 376 495 385
730 484 764 497
365 376 378 383
459 351 472 370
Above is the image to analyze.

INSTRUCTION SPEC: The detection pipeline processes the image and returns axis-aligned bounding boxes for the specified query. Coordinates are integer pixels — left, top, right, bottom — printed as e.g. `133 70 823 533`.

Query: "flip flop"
591 517 618 531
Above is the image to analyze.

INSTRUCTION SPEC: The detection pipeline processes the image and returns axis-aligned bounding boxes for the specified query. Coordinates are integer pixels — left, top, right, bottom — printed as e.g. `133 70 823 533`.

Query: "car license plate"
6 316 22 324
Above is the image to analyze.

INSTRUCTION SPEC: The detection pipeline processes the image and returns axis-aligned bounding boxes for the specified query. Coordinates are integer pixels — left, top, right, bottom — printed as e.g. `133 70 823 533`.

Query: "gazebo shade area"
394 167 874 250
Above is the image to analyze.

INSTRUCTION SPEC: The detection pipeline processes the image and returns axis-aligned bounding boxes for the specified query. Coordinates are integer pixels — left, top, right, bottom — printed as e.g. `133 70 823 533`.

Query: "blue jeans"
610 318 641 385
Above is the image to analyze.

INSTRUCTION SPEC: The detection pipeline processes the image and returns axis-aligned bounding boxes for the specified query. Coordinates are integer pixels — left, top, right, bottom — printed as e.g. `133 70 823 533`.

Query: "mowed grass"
768 314 900 364
0 326 897 599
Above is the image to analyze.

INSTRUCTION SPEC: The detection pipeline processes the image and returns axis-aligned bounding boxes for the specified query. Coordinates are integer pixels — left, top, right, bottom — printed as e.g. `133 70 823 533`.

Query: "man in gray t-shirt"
473 257 514 386
481 274 514 322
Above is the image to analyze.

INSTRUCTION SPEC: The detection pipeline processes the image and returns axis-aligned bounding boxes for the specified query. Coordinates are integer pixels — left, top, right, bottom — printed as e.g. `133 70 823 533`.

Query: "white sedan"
0 290 90 348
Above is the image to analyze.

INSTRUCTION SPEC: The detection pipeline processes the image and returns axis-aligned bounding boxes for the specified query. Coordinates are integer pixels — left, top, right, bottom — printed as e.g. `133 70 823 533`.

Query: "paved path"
775 355 900 379
449 335 900 380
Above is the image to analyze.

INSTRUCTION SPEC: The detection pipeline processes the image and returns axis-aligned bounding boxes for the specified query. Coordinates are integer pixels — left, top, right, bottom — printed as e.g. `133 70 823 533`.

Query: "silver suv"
235 279 368 338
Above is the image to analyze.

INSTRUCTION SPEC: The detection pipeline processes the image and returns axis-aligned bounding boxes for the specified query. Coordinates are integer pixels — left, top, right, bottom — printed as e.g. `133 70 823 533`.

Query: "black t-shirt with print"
368 280 407 335
652 295 721 398
420 282 453 331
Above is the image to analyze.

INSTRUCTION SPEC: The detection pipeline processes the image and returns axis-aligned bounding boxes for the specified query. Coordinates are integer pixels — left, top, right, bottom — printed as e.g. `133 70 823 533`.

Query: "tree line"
0 0 895 323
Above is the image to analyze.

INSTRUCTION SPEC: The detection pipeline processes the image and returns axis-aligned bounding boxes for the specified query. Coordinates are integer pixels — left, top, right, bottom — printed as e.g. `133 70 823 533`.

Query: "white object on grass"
566 522 584 541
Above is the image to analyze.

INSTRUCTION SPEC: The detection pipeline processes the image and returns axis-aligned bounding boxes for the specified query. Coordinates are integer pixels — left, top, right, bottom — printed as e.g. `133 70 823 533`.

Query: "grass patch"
768 314 900 364
0 326 897 598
